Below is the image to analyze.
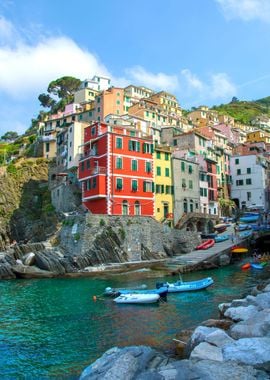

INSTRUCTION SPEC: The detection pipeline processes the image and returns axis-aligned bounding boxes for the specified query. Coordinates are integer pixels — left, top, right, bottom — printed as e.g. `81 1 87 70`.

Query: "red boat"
241 263 251 270
196 239 215 250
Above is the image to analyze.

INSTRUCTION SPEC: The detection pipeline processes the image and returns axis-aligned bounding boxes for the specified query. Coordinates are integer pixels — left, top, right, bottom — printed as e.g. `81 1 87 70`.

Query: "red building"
78 122 155 216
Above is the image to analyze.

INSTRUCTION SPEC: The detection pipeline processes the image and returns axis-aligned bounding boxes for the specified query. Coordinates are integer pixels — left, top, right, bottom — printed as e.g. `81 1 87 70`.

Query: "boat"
118 286 168 298
231 247 248 254
236 224 252 231
241 262 251 270
239 230 253 239
214 234 229 243
201 233 217 239
156 277 214 293
196 239 215 250
214 224 227 233
251 263 264 270
239 213 260 223
113 293 160 304
104 284 147 297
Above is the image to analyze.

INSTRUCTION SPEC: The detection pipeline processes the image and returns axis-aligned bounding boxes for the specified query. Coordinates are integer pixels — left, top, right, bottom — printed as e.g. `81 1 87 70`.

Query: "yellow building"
154 145 174 226
246 130 270 144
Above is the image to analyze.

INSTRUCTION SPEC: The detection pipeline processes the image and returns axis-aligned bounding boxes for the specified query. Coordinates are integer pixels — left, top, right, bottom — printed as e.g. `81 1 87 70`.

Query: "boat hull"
113 293 160 304
157 277 214 293
196 239 215 250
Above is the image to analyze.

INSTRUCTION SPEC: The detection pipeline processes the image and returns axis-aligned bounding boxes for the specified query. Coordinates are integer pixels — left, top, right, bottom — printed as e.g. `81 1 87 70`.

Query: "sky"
1 0 270 136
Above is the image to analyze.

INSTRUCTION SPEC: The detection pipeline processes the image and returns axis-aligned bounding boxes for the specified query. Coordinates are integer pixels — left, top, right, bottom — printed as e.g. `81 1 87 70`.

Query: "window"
235 158 239 164
165 185 172 194
188 165 192 174
247 167 251 174
46 143 50 153
91 126 96 136
182 179 186 189
143 143 153 153
165 153 169 161
129 140 140 152
134 201 141 215
131 159 138 171
116 137 122 149
156 152 161 159
92 177 96 188
165 168 170 177
236 179 244 186
189 180 193 189
86 160 90 169
81 161 85 171
122 200 128 215
97 97 100 103
143 181 153 192
116 178 123 190
247 191 251 201
116 157 122 169
86 179 91 190
173 139 177 146
181 162 185 172
156 166 161 176
131 179 138 191
246 178 252 185
145 161 151 173
237 169 241 175
116 100 120 105
97 107 100 113
155 184 162 193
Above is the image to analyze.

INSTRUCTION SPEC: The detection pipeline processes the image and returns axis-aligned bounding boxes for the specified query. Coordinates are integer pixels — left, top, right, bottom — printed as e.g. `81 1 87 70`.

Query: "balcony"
39 135 56 142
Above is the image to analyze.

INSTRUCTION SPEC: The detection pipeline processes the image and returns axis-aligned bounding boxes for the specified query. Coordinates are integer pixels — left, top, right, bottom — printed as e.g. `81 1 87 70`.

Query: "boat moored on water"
113 293 160 304
104 284 147 297
239 213 260 223
156 277 214 293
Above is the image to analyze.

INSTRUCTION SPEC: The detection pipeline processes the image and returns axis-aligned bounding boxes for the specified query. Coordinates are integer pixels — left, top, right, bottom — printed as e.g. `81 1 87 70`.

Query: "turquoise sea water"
0 263 267 379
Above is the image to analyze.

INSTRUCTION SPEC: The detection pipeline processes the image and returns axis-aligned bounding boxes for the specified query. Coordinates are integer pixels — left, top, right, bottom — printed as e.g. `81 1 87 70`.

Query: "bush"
100 218 105 226
7 163 17 175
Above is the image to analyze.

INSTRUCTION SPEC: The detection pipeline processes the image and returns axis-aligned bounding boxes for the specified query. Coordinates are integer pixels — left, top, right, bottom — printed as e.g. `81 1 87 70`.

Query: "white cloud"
216 0 270 22
125 66 179 92
181 69 204 91
210 73 236 98
0 35 110 99
0 15 16 43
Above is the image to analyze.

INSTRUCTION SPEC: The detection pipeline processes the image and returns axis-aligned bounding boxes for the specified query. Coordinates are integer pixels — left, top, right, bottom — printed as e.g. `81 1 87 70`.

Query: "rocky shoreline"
79 278 270 380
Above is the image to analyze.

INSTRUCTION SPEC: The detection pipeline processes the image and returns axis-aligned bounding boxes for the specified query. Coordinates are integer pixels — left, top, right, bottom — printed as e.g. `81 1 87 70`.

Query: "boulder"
23 252 35 266
229 308 270 339
224 305 259 322
222 337 270 372
190 341 223 361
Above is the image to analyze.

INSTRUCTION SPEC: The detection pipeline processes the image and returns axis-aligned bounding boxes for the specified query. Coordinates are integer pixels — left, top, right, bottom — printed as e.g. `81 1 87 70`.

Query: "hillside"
211 96 270 125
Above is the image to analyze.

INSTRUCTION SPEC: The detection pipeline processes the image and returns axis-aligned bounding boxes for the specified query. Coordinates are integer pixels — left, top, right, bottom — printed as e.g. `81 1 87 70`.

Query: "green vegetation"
211 96 270 125
99 218 105 226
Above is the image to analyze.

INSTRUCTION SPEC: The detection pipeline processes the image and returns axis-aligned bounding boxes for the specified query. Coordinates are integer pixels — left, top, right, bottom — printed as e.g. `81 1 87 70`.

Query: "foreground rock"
79 280 270 379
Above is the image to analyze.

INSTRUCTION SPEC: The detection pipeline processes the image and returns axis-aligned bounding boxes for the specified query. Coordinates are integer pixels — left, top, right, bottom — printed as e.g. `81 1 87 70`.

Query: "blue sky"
1 0 270 136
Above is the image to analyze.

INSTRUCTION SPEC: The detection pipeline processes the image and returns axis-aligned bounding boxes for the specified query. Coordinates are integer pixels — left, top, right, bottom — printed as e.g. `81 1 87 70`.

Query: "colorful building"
78 122 155 216
153 145 174 224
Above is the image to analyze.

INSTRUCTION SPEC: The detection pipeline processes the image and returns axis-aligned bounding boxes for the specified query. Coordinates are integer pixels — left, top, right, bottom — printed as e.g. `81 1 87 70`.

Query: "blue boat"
119 286 168 298
156 277 214 293
239 213 260 223
251 263 264 270
104 285 168 297
239 230 253 239
237 224 252 231
215 234 229 243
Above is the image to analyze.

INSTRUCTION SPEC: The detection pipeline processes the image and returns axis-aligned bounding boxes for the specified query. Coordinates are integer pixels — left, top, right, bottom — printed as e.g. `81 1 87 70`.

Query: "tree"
231 96 239 103
1 131 18 141
38 93 56 109
47 76 81 99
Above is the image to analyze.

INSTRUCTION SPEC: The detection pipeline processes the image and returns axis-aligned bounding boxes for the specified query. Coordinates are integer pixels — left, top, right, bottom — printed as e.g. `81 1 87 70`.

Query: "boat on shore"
239 213 260 223
214 224 228 233
196 239 215 250
231 247 248 254
156 277 214 293
113 293 160 304
215 234 229 243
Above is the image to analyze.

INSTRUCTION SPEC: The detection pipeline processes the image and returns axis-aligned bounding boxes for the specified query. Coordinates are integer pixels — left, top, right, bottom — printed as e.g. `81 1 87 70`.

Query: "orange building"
78 122 155 216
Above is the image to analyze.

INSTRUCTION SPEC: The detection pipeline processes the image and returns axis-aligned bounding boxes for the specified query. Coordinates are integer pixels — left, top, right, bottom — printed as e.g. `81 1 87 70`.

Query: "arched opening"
190 199 194 213
122 200 129 215
134 201 141 216
183 198 188 213
186 222 194 232
197 220 203 232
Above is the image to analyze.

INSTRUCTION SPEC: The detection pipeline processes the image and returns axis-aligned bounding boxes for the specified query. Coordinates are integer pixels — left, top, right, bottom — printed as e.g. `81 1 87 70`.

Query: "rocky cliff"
0 158 59 250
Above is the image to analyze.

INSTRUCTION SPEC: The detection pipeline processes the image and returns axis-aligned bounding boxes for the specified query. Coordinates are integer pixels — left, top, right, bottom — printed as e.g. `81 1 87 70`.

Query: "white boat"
113 293 160 304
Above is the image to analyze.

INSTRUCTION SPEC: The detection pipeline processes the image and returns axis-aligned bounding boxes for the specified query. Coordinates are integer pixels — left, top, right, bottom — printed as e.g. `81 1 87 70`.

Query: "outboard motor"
156 282 165 289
